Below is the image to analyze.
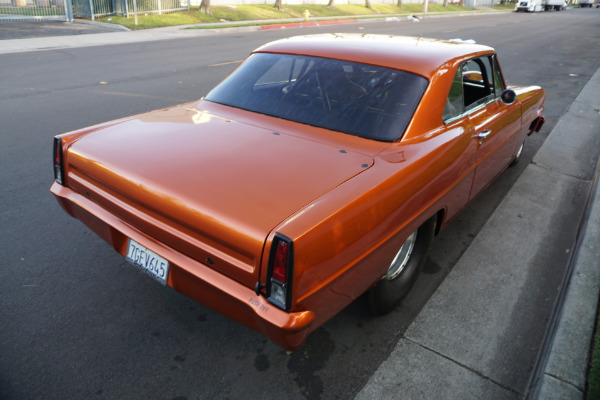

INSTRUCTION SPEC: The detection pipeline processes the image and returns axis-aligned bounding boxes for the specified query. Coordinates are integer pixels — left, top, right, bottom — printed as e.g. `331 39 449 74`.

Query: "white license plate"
125 239 169 285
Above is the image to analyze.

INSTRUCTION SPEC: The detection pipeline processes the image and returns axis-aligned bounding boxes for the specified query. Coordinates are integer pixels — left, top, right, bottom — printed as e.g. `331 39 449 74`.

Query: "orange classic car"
51 34 545 350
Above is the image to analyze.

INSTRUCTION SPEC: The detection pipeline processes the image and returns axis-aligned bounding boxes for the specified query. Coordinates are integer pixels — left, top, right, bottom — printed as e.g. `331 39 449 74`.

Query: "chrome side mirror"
501 89 517 105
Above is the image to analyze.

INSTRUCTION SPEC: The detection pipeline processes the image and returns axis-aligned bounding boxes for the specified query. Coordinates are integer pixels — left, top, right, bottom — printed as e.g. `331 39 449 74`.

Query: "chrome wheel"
365 219 435 315
510 142 524 167
385 230 417 280
515 143 523 160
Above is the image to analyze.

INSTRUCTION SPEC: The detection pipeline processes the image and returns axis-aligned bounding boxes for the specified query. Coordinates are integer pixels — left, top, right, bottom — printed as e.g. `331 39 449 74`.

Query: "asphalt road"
1 9 600 400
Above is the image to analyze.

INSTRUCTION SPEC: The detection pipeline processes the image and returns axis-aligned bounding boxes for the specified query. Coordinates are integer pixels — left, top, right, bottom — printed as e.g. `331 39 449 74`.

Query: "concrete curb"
70 19 131 31
530 163 600 398
259 18 359 30
526 67 600 399
254 10 511 30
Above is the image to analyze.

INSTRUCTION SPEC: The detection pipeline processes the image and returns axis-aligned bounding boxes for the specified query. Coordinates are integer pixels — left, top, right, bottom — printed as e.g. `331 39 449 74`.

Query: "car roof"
253 34 494 80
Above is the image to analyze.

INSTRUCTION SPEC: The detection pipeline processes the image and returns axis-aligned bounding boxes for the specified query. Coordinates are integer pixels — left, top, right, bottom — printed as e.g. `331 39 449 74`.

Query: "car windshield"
205 53 429 142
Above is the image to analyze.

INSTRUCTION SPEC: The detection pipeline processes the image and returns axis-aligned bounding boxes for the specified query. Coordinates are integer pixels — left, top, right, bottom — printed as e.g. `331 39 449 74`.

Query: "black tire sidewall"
366 219 434 315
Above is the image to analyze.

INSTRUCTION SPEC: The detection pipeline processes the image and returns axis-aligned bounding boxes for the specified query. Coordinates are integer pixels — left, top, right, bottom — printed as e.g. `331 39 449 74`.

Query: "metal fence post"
133 0 138 25
88 0 95 19
64 0 74 21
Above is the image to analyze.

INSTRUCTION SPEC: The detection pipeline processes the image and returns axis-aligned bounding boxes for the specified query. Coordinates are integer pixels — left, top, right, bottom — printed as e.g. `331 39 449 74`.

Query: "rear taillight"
266 234 294 311
53 137 64 185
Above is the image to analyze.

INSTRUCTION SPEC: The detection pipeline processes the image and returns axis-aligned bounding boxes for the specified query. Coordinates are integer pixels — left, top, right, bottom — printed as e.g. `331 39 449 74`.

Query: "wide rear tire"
365 218 435 315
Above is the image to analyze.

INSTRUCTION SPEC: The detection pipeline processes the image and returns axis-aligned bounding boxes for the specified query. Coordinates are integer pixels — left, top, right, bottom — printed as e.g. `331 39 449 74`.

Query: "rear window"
205 53 428 142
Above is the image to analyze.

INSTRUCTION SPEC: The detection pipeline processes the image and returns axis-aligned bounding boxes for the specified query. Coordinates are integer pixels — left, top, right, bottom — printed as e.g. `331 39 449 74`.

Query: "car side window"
444 55 498 123
443 67 464 122
462 57 494 110
491 55 506 95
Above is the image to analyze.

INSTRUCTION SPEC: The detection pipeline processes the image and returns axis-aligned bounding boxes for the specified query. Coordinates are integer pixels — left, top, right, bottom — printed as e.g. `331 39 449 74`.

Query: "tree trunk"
396 0 402 6
327 0 335 8
365 0 372 9
274 0 282 11
200 0 211 14
443 0 448 6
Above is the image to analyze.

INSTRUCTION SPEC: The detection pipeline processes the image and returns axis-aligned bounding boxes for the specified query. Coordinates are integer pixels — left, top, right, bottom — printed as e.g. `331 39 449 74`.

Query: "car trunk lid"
65 105 374 287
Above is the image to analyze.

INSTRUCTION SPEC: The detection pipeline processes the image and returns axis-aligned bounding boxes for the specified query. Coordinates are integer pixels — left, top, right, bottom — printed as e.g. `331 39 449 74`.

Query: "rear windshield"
205 53 428 142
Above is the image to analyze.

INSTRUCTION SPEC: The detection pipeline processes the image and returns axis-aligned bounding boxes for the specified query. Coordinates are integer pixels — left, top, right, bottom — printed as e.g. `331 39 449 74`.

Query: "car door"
463 55 521 199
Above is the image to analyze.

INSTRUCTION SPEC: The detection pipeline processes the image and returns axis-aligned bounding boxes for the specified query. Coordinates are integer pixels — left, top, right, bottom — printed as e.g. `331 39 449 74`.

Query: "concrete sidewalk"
356 68 600 399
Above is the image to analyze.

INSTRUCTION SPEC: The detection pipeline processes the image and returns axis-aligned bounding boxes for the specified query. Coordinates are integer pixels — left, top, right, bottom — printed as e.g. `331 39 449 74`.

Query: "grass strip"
97 3 496 30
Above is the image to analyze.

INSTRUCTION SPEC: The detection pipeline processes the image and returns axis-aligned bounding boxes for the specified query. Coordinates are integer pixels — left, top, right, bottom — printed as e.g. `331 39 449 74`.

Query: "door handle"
477 129 492 139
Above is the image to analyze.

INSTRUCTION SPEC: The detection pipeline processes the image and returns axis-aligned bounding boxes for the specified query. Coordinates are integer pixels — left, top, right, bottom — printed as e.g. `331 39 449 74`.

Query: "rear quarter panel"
268 122 477 329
